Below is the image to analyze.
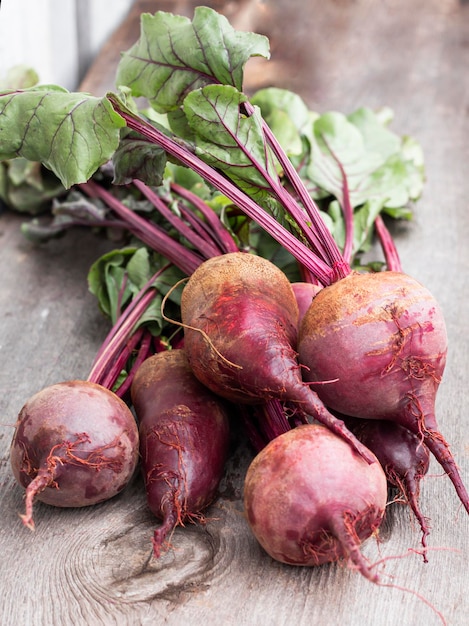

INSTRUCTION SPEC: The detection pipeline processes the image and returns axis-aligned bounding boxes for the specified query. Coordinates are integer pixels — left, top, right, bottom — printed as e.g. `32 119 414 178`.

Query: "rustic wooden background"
1 1 469 624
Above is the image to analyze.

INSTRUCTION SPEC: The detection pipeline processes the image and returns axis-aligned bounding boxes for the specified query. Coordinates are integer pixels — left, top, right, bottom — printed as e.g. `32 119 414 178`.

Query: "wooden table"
2 1 469 624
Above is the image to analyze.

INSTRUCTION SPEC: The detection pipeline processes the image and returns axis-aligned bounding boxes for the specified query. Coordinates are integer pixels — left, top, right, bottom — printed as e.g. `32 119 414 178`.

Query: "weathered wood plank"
1 1 469 625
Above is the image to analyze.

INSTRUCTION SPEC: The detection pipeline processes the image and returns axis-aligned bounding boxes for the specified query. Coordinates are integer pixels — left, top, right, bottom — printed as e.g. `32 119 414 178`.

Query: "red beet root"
345 417 431 561
298 270 469 514
130 349 231 557
180 253 374 463
243 424 388 582
291 281 322 325
10 380 139 529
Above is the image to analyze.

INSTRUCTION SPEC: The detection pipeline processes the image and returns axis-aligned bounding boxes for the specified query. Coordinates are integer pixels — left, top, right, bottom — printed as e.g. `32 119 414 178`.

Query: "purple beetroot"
298 270 469 514
130 349 231 557
345 416 431 560
10 380 139 529
180 252 374 463
291 281 322 325
243 424 388 582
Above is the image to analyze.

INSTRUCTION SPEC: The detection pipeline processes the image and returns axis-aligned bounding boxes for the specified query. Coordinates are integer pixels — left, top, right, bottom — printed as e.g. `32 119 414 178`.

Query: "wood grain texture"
1 1 469 624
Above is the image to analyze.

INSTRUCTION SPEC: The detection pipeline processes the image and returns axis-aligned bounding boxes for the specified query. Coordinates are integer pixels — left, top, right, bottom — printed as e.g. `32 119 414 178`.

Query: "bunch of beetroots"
9 175 467 594
9 245 468 589
178 251 469 581
6 9 468 592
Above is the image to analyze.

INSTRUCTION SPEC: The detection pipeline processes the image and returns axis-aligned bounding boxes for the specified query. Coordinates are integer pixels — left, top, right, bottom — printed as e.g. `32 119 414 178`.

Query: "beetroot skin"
180 252 374 463
291 281 322 326
10 380 139 529
244 424 388 582
345 417 431 560
298 270 469 514
130 349 231 557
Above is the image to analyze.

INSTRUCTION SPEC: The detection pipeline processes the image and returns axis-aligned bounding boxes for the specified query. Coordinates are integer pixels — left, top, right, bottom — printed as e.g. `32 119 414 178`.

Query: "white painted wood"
0 0 134 90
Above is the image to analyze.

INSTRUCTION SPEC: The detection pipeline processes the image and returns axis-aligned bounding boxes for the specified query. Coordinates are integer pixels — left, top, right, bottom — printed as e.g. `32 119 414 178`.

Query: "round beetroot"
298 270 469 514
291 281 322 326
10 380 139 529
244 424 387 582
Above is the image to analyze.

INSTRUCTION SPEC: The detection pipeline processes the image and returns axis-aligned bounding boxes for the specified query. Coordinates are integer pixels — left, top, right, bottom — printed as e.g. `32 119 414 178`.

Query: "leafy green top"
115 7 270 112
0 6 424 271
0 87 125 187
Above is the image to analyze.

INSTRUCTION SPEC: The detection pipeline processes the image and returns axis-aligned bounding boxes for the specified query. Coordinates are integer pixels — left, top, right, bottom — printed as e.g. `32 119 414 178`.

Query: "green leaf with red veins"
115 6 270 114
306 108 424 211
183 85 279 200
0 86 125 188
112 129 167 186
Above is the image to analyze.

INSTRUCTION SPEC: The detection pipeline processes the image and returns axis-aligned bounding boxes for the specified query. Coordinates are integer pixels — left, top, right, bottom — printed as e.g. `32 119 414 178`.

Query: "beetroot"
243 424 387 582
10 380 139 529
130 349 231 557
291 281 322 325
345 417 431 560
180 252 374 463
298 270 469 513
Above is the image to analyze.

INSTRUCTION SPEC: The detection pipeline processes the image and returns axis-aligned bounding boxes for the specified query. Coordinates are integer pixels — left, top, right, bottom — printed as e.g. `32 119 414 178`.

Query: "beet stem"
374 214 402 272
107 96 339 285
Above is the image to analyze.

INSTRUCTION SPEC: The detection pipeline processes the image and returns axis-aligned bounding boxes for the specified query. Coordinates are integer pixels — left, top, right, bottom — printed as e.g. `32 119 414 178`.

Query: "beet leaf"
0 87 125 186
114 7 270 112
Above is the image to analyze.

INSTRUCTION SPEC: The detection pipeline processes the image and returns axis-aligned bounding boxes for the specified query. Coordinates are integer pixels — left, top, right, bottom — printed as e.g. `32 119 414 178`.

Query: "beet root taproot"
130 349 231 557
180 252 374 463
345 416 431 560
10 380 139 529
243 424 388 582
298 270 469 514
